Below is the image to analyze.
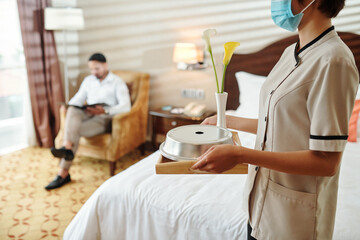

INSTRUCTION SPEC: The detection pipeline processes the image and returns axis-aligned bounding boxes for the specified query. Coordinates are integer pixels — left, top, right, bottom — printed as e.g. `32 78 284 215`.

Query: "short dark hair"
299 0 345 18
88 53 107 63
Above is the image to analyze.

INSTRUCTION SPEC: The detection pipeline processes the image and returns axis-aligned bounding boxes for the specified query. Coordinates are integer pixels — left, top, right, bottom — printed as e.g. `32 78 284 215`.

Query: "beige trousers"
59 107 111 170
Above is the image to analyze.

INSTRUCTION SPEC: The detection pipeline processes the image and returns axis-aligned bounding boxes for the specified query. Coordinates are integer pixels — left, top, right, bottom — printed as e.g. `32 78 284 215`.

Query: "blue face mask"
271 0 315 32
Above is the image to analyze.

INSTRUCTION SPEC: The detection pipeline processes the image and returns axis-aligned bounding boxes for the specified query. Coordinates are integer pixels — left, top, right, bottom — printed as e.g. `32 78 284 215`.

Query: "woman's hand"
201 115 217 125
191 144 241 173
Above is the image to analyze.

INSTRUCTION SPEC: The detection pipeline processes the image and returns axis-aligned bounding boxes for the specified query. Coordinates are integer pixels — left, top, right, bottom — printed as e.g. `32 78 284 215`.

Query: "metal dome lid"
159 124 233 161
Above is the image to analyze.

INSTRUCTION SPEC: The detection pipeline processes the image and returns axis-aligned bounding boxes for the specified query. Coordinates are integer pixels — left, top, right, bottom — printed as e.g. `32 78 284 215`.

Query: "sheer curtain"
0 0 36 154
17 0 64 147
23 74 37 147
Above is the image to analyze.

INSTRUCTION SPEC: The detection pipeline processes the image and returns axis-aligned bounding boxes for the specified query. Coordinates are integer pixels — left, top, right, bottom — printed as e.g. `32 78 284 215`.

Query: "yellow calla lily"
202 29 241 93
223 42 240 65
221 42 240 92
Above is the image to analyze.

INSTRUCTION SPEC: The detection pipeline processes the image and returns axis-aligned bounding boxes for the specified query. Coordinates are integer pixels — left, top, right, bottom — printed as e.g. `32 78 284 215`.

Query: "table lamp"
173 43 206 70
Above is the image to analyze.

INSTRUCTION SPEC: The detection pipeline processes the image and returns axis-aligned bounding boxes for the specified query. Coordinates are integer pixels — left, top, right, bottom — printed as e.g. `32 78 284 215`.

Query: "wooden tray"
155 155 248 174
155 131 248 174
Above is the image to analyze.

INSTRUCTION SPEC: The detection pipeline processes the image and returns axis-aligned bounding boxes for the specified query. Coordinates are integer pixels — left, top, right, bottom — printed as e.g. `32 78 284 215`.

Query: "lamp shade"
173 43 198 64
44 7 84 30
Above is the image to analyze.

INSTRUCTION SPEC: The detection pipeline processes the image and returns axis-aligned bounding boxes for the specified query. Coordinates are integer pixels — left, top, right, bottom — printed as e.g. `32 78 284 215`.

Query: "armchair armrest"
106 73 150 160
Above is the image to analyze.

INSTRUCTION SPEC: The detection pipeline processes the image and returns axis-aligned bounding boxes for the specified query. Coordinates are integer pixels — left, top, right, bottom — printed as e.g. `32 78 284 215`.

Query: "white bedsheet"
333 142 360 239
64 138 360 240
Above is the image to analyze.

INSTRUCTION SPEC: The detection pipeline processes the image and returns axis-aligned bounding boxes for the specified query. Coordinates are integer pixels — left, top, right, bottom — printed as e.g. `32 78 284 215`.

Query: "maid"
192 0 359 239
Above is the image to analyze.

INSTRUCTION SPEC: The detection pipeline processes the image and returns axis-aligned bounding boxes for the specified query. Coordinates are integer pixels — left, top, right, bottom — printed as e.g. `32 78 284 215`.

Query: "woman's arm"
202 115 258 134
191 145 342 177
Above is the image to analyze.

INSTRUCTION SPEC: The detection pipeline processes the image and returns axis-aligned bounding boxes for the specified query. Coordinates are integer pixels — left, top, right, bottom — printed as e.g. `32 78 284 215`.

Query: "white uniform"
244 27 359 239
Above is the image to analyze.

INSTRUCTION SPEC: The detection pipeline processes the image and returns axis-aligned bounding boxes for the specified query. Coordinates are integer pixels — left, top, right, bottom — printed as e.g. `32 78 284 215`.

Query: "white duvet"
64 133 360 240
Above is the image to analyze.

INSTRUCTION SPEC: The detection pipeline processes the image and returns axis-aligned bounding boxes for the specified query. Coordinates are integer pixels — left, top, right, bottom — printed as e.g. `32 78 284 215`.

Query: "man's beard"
95 73 103 79
95 71 108 80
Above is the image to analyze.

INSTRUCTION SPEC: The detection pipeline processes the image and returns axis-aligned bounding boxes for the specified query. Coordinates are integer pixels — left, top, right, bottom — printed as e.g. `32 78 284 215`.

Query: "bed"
63 32 360 240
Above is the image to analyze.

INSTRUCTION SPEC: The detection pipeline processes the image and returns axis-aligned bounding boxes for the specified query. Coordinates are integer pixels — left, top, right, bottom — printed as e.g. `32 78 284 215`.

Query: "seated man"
45 53 131 190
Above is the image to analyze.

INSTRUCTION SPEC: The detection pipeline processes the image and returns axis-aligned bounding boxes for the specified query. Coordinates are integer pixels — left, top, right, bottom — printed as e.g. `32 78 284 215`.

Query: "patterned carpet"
0 147 151 239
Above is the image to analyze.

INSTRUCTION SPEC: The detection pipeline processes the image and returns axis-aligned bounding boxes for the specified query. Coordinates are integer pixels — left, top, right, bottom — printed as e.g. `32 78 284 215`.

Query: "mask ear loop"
301 0 316 13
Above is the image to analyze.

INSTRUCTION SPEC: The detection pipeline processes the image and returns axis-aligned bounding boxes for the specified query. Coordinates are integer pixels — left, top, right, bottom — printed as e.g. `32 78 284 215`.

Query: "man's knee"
79 117 109 137
80 126 107 138
67 106 83 116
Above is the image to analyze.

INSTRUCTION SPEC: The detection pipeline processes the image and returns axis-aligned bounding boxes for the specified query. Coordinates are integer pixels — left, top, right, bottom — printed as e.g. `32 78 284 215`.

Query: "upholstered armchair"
54 70 150 176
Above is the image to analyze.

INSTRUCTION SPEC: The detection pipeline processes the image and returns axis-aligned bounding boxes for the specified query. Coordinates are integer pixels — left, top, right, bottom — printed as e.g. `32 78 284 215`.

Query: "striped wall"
52 0 360 110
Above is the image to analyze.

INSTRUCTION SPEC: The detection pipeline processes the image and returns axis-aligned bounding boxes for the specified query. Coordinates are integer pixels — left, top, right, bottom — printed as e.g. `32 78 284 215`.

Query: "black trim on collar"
294 26 335 66
310 135 348 140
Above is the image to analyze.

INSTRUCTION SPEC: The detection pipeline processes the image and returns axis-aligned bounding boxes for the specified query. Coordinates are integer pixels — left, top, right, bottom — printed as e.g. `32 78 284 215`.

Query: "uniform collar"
293 26 336 66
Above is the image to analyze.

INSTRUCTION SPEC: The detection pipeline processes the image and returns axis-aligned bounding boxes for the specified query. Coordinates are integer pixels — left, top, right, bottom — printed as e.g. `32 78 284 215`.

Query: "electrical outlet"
196 89 205 100
181 88 188 98
181 88 205 99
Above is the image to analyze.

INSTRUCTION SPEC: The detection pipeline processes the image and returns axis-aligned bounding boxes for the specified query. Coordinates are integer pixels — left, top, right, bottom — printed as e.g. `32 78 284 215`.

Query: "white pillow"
234 71 266 118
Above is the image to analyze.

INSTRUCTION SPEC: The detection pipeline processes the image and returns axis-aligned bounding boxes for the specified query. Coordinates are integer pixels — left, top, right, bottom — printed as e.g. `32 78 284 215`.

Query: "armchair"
54 70 150 176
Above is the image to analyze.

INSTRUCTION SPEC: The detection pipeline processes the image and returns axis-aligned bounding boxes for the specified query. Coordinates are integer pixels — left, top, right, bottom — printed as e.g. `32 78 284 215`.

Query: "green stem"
209 49 219 93
221 64 228 93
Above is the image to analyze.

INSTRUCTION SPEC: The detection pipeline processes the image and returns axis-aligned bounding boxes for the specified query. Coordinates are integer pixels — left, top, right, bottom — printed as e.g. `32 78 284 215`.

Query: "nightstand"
149 107 215 148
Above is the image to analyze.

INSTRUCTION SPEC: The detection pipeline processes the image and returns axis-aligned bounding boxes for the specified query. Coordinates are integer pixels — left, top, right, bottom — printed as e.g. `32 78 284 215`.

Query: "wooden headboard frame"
224 32 360 110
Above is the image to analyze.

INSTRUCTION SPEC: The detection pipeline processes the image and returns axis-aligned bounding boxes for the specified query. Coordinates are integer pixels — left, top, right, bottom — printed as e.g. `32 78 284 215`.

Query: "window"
0 0 34 155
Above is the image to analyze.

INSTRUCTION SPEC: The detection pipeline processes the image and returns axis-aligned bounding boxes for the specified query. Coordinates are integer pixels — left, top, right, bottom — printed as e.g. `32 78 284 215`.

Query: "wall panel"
54 0 360 110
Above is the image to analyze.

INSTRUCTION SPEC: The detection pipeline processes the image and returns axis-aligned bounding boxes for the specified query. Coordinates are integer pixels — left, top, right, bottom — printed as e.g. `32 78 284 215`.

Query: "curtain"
17 0 64 147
